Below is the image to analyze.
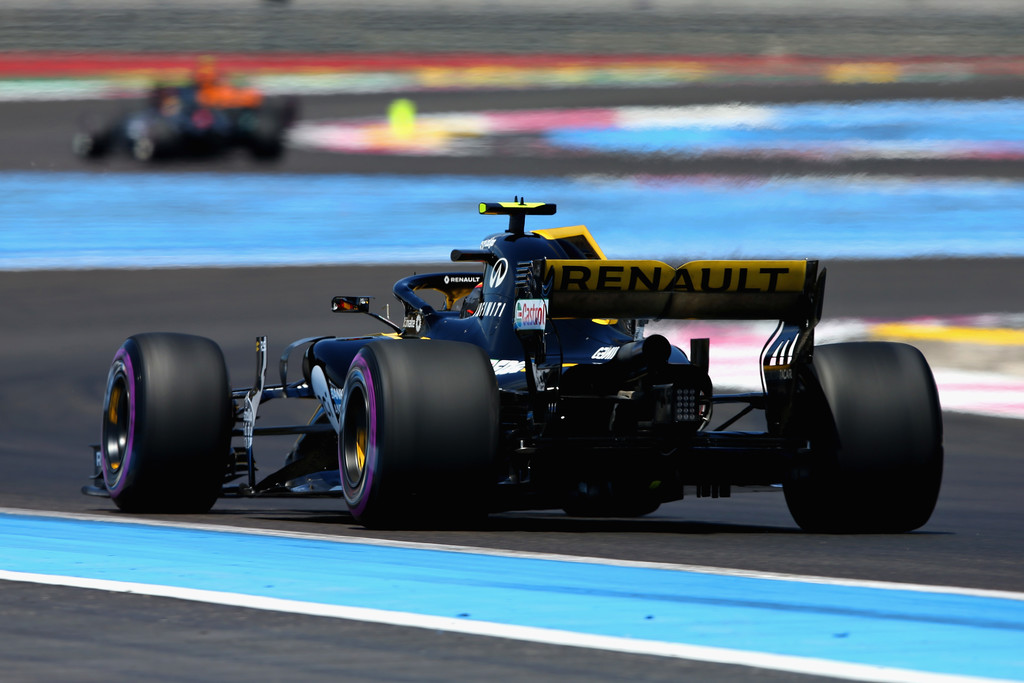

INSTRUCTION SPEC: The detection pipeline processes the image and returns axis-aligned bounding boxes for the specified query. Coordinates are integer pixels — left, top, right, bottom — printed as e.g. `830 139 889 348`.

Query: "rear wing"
539 258 822 323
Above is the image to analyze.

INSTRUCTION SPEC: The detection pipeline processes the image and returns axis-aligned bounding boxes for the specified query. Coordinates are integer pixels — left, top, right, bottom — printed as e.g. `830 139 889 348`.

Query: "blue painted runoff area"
2 171 1023 270
1 512 1023 680
550 99 1024 154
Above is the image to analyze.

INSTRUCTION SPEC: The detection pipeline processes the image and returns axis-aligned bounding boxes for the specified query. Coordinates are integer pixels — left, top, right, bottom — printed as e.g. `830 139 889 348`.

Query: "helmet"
194 57 220 88
460 282 484 318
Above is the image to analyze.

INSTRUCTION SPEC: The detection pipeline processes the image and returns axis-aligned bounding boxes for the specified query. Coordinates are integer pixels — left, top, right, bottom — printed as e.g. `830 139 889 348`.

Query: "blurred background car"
72 59 298 162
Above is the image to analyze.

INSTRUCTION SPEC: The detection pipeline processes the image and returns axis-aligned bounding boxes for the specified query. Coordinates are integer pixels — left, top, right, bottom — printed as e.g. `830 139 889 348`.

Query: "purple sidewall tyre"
98 333 232 513
101 347 136 497
340 354 378 518
336 340 498 528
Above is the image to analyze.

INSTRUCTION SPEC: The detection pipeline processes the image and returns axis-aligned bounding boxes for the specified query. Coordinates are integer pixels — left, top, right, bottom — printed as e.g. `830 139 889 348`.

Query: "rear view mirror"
331 296 371 313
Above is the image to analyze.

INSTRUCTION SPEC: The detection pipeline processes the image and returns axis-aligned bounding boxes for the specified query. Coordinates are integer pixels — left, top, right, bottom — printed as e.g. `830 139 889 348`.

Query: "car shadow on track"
237 509 807 536
75 504 948 537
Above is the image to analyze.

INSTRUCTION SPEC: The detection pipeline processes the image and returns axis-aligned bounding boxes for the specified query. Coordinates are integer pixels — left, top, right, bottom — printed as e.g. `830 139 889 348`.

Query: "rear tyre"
784 342 943 533
340 341 499 528
247 109 287 160
101 333 233 513
130 120 176 161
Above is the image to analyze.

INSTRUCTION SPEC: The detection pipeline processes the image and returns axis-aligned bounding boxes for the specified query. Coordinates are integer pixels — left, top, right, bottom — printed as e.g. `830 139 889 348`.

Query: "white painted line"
0 568 1015 683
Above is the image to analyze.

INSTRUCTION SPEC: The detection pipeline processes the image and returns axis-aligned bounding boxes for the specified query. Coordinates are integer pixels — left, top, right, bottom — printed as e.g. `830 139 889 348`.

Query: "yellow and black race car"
86 200 943 533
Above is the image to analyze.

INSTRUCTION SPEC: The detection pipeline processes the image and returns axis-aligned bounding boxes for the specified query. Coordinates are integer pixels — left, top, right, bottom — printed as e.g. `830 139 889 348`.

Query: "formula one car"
85 200 943 532
72 80 297 162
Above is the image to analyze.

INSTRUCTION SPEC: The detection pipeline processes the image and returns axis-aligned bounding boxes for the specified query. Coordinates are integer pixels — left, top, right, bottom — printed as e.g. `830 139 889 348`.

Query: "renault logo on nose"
488 258 509 288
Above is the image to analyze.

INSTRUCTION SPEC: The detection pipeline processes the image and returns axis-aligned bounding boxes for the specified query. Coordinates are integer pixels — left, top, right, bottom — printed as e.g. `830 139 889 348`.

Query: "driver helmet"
460 282 484 318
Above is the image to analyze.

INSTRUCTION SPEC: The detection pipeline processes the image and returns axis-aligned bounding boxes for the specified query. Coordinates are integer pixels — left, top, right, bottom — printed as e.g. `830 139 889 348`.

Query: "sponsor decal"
764 366 794 380
545 259 807 294
514 299 547 331
480 237 497 249
443 274 481 285
475 301 507 318
403 314 423 333
591 346 618 361
310 365 344 432
490 359 526 375
488 258 509 288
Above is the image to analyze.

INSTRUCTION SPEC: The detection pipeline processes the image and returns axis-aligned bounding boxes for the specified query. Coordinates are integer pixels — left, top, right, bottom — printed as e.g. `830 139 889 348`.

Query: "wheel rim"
102 360 132 487
342 384 369 489
355 427 367 471
133 137 154 161
72 133 93 156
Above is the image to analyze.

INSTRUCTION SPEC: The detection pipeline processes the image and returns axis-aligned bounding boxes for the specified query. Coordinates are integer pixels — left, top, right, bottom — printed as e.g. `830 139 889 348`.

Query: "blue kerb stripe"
2 172 1023 269
1 513 1022 681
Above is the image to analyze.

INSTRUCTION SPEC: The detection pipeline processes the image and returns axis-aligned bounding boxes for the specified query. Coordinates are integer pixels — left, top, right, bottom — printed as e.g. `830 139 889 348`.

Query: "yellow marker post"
388 98 417 140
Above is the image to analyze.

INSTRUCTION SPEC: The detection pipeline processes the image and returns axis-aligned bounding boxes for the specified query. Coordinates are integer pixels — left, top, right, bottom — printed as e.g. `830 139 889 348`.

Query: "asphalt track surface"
3 9 1024 681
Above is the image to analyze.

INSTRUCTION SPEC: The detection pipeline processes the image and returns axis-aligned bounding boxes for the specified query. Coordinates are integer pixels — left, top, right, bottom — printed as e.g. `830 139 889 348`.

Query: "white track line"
0 568 1013 683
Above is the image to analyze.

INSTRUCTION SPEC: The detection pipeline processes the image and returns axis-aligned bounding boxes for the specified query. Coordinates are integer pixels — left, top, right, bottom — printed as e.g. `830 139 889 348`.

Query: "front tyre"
101 333 233 513
72 131 112 159
784 342 943 533
340 341 499 528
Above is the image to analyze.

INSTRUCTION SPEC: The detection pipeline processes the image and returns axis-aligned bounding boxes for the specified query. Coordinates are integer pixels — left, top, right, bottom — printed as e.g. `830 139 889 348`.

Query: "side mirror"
331 296 371 313
331 296 402 333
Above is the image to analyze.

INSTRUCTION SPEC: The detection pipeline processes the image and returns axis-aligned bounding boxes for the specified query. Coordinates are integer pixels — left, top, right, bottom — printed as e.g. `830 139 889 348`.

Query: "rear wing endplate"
539 258 822 322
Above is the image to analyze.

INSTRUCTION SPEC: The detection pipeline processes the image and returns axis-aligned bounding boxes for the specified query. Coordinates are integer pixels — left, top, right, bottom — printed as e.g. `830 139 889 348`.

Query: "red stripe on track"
1 52 1023 78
